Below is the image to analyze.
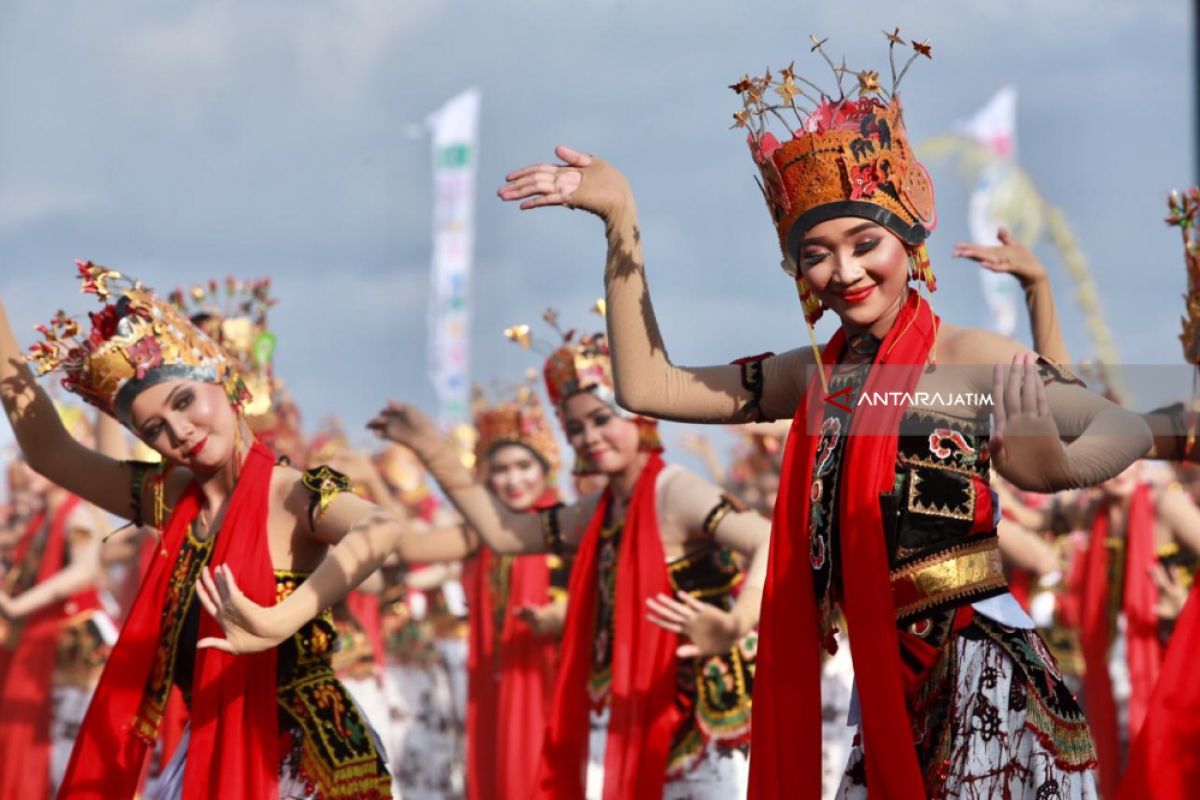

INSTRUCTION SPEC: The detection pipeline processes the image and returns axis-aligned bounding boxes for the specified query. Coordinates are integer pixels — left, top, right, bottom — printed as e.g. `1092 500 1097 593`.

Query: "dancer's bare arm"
951 332 1151 492
368 402 596 554
499 146 813 424
646 466 770 657
0 296 185 520
0 503 104 619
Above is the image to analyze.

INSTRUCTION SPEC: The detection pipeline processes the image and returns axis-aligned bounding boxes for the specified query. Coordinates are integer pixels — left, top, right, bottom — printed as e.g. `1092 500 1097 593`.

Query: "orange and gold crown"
541 334 617 411
506 306 662 473
372 443 432 507
472 376 561 479
168 277 277 420
26 262 248 424
732 31 938 303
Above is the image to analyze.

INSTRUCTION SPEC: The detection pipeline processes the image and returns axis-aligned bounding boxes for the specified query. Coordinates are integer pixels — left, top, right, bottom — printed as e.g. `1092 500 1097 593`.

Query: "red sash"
749 293 935 798
1081 484 1159 796
0 495 81 799
535 454 680 799
1122 485 1161 738
1117 577 1200 799
465 490 561 800
59 441 279 799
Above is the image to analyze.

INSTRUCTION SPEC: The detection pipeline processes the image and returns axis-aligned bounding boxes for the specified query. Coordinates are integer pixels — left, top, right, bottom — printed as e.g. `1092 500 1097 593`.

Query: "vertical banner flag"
428 89 481 426
957 86 1019 336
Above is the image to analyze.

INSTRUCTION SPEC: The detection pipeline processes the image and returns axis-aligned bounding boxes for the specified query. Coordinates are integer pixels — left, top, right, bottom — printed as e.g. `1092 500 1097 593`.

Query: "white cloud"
0 185 96 234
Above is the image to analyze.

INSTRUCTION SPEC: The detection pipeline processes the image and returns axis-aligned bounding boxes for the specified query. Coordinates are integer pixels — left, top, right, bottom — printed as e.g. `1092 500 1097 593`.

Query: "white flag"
957 87 1019 336
427 89 480 425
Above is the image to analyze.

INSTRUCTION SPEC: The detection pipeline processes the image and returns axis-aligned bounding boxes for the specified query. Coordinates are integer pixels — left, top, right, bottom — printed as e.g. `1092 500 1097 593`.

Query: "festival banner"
428 89 481 426
957 86 1020 335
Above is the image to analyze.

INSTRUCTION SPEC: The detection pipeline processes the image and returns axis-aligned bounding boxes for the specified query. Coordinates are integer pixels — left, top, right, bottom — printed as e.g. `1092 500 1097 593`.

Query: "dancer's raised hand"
954 228 1047 286
990 351 1069 491
367 402 441 452
498 145 632 220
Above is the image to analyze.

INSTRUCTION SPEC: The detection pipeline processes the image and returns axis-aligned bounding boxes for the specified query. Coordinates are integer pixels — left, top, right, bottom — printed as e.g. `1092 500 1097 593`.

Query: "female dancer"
379 383 570 800
0 423 112 798
0 262 425 798
496 33 1152 798
370 327 771 799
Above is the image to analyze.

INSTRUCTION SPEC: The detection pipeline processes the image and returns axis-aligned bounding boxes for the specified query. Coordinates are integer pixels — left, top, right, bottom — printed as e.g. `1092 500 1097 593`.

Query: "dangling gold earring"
907 243 937 291
796 277 829 393
232 405 247 483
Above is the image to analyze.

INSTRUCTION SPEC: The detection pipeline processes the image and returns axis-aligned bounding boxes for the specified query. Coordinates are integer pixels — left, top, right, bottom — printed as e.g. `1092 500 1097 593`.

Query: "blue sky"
0 0 1192 476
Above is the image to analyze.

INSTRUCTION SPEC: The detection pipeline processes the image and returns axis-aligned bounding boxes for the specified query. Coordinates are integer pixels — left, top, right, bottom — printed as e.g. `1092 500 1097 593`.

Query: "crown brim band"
785 200 928 262
113 363 219 425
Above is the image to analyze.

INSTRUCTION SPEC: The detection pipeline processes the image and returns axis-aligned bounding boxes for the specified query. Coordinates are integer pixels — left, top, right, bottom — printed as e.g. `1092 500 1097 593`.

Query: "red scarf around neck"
1080 484 1158 797
1117 574 1200 799
59 441 279 799
535 453 680 799
749 292 936 798
465 488 561 800
0 495 82 800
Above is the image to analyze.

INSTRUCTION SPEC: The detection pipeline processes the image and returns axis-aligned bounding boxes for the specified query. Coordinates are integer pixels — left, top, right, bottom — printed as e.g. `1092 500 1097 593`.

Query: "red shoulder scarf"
1117 569 1200 799
0 495 82 800
465 488 561 800
535 453 679 799
59 441 279 799
1080 484 1158 797
749 292 936 798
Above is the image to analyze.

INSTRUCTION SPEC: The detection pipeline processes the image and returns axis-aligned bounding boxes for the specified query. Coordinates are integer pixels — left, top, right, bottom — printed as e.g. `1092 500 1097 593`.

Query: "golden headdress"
732 30 938 324
472 374 561 480
26 262 248 424
507 304 662 473
168 277 277 420
373 444 433 508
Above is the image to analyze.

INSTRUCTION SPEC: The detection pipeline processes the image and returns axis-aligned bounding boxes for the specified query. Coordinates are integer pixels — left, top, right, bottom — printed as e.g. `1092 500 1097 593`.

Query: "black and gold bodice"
809 363 1006 638
136 466 392 800
589 521 755 776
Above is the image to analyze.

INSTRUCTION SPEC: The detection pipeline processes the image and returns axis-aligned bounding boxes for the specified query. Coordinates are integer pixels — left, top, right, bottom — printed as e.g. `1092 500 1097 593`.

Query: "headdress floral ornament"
506 302 662 474
472 372 561 482
168 276 278 420
26 261 249 425
732 30 938 324
1166 187 1200 455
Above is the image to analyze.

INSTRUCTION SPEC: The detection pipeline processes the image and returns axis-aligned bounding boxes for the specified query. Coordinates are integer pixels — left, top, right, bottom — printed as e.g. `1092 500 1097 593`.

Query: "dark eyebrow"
803 221 880 247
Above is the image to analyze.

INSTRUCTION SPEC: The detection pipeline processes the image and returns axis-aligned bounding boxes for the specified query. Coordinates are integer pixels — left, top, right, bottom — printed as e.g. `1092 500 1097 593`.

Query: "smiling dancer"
496 31 1154 798
370 321 769 800
0 261 447 798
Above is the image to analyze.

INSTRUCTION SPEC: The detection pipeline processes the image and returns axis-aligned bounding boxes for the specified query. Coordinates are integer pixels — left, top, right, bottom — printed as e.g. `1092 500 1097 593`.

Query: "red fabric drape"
534 454 680 799
465 489 561 800
1080 484 1158 797
346 591 386 674
0 496 81 799
1080 498 1120 799
749 293 935 799
0 511 45 690
1117 578 1200 800
1122 485 1160 738
59 441 280 799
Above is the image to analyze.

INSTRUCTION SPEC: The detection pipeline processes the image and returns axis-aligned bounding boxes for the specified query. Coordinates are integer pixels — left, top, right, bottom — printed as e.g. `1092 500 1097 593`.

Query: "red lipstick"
838 285 875 304
186 436 209 458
